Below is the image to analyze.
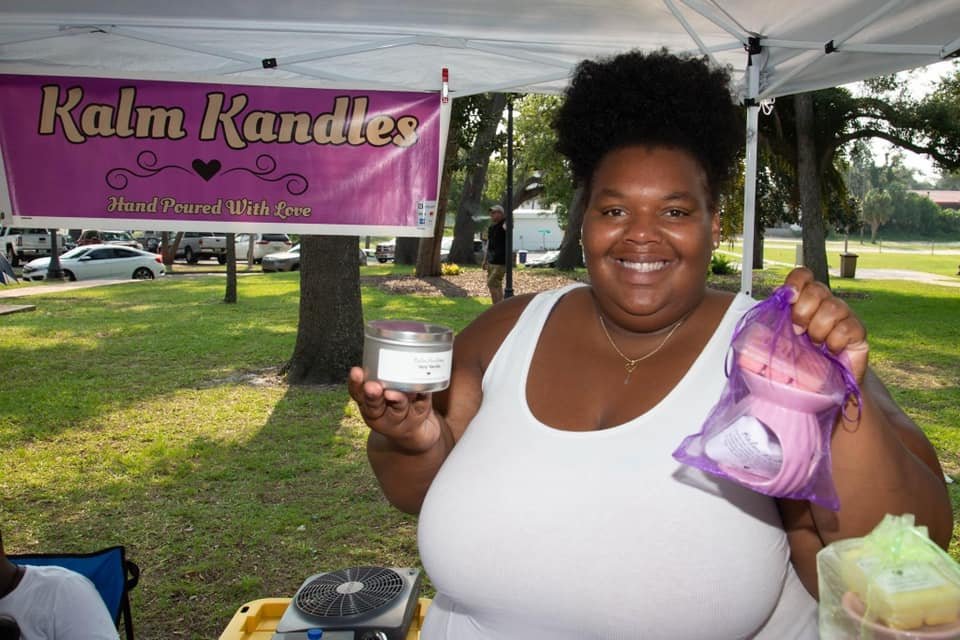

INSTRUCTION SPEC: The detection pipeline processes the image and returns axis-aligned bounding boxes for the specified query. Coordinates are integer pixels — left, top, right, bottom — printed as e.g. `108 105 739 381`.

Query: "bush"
441 263 462 276
710 253 738 275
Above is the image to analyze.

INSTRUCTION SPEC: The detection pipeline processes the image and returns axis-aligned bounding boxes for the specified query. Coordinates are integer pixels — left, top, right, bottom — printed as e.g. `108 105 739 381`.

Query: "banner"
0 74 443 237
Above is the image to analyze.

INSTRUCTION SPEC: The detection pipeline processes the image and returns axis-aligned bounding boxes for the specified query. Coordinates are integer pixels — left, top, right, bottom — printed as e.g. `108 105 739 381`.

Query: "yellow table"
218 597 431 640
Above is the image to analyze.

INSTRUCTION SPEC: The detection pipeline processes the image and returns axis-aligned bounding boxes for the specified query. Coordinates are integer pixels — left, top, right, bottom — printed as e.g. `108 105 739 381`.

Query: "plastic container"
217 597 432 640
363 320 453 392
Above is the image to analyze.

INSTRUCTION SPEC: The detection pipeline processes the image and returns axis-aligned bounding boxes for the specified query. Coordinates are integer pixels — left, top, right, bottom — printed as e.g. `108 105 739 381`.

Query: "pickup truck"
374 239 396 263
175 231 228 263
1 227 67 266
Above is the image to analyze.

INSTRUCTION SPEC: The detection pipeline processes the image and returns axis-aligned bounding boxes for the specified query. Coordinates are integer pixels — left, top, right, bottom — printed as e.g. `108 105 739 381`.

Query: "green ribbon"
861 514 939 571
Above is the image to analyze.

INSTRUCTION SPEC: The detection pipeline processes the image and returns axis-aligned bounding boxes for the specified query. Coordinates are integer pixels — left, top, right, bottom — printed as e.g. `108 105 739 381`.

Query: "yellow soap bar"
838 545 960 630
838 546 874 598
865 563 960 630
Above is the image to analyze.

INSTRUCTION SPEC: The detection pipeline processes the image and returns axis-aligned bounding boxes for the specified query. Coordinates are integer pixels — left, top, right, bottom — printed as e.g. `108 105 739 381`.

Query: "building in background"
511 201 564 251
909 190 960 209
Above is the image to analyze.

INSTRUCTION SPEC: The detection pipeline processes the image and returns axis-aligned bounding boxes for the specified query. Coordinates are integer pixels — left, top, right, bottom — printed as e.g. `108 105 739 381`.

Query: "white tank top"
418 284 818 639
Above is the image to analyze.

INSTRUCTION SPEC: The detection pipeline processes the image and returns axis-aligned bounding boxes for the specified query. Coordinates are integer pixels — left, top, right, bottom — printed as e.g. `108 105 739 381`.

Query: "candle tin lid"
365 320 453 346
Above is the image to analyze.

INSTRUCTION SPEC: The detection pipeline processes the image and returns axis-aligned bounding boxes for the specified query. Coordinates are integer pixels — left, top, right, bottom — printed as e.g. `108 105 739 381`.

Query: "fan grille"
295 566 405 618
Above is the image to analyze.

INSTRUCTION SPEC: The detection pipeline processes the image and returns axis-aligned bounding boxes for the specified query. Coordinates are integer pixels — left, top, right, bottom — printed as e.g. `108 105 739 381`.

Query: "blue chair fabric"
9 546 139 640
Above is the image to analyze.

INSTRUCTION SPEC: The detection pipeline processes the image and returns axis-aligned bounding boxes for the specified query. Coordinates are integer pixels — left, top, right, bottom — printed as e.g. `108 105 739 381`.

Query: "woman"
348 50 952 638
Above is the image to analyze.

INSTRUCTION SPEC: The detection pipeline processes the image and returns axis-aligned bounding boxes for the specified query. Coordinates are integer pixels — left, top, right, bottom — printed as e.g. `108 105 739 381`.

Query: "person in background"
348 49 951 639
481 204 507 303
0 531 119 640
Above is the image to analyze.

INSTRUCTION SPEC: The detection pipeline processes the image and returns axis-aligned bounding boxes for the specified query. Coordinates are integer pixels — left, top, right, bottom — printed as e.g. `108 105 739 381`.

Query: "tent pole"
740 104 759 296
504 95 514 299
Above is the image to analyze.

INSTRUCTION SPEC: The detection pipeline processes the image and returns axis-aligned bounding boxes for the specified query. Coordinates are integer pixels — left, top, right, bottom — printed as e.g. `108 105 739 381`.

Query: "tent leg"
740 104 759 296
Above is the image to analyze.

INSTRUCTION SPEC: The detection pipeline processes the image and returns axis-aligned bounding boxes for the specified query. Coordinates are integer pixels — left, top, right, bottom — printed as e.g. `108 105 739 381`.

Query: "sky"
851 59 958 183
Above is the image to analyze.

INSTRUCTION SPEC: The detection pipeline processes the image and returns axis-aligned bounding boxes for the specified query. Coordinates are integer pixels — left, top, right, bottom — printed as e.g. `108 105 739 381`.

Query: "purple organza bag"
673 286 860 510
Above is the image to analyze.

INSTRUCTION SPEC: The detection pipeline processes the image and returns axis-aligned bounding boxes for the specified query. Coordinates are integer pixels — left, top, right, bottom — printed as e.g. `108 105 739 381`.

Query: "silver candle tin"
363 320 454 392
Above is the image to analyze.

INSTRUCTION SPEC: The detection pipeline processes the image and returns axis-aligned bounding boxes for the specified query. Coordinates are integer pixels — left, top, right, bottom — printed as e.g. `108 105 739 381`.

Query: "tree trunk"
795 93 830 286
395 237 419 264
450 93 508 265
245 233 255 269
416 105 464 277
224 232 237 303
161 231 184 270
46 229 63 280
555 186 586 270
286 235 363 384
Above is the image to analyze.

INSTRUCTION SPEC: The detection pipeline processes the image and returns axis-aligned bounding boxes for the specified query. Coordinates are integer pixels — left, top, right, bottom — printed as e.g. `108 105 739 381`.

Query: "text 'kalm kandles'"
36 86 422 150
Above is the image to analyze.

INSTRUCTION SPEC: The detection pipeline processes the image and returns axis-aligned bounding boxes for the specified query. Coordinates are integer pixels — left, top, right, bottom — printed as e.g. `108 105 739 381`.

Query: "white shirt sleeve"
50 572 121 640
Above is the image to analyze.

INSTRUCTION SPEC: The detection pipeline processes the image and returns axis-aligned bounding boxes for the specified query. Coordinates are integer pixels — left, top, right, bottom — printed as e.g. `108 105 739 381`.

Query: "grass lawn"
1 267 958 638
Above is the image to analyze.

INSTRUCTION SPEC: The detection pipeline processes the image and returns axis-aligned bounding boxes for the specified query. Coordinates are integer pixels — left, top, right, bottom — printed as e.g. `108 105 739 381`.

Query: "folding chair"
9 546 140 640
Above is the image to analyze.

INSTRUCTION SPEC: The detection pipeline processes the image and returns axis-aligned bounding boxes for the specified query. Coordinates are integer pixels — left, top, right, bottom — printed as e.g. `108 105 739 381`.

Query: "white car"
261 244 301 272
234 233 293 263
20 244 165 282
523 250 560 268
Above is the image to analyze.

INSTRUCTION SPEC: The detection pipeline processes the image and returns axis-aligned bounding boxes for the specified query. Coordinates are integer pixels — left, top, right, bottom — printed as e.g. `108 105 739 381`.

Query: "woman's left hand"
784 268 869 384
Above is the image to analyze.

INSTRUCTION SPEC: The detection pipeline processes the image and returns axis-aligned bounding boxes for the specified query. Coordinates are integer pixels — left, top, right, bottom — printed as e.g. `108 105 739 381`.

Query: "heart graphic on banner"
192 159 222 181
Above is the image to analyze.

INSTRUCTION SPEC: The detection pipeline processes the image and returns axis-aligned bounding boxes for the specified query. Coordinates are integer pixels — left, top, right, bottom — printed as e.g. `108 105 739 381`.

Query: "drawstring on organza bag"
673 286 861 510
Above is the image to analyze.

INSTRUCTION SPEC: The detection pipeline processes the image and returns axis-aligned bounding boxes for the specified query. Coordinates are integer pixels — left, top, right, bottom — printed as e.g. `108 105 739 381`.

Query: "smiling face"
582 145 720 331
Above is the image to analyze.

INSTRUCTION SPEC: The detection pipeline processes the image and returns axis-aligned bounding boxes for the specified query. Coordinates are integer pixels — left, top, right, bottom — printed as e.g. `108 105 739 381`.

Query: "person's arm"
779 268 952 597
349 297 529 514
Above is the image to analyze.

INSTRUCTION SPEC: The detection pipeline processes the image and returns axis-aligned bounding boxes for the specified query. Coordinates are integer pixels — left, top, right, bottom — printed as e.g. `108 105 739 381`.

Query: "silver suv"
235 233 292 263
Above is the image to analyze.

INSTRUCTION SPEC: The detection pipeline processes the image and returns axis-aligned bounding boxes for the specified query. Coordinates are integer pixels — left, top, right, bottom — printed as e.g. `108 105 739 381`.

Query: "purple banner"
0 75 441 236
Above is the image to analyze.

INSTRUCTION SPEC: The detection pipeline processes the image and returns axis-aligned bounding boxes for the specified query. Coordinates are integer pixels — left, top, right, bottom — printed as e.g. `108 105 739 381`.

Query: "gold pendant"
624 361 638 384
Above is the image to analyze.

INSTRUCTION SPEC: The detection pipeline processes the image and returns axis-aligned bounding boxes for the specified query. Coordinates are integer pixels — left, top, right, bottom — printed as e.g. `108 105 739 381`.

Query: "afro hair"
553 48 744 207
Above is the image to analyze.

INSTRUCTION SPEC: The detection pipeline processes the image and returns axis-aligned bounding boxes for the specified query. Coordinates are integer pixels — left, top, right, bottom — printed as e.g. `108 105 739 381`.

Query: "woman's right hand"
347 366 443 453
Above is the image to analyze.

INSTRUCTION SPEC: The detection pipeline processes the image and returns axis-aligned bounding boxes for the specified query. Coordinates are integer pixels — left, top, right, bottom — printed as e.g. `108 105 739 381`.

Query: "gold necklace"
597 312 685 384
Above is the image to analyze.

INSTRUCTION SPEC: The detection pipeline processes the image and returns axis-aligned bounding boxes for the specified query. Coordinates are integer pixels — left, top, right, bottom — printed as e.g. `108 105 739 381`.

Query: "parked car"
360 248 375 265
77 230 142 250
132 230 166 253
523 250 560 268
261 244 300 272
439 236 484 263
374 239 395 263
0 227 71 265
234 233 293 263
20 244 164 281
175 231 227 263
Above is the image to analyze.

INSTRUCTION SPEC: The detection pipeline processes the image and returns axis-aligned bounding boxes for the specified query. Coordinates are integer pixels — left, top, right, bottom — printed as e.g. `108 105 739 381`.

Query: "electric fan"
272 566 422 640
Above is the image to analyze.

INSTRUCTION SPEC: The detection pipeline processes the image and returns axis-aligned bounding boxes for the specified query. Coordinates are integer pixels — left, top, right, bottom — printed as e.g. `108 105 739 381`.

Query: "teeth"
619 259 668 273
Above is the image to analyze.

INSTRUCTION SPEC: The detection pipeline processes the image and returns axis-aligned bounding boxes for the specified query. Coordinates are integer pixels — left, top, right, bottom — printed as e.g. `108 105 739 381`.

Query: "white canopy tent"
1 0 958 292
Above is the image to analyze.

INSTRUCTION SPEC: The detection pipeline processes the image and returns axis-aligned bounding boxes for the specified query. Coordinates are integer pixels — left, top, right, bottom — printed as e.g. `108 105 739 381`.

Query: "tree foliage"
760 67 960 283
446 93 507 266
511 94 573 223
415 94 507 274
861 189 893 242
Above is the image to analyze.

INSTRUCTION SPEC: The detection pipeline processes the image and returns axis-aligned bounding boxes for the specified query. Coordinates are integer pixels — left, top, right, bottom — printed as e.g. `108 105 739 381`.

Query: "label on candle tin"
378 347 452 384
